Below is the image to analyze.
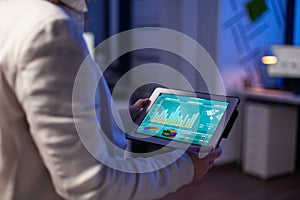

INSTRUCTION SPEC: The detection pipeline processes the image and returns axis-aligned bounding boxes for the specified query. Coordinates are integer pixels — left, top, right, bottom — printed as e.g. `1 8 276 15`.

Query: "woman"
0 0 221 199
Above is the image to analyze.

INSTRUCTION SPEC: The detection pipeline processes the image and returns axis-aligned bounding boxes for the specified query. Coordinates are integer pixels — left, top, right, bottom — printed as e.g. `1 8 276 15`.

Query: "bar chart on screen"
150 100 201 129
136 93 229 146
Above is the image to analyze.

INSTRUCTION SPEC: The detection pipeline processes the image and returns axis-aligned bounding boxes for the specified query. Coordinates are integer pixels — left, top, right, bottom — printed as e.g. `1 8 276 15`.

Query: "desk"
236 87 300 179
240 87 300 105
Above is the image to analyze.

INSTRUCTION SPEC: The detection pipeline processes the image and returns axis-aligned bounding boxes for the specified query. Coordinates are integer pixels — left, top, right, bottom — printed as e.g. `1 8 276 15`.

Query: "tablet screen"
136 93 229 146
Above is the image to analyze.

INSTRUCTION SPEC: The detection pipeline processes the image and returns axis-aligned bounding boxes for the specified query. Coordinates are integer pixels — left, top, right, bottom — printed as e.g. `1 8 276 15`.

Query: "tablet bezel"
126 87 240 154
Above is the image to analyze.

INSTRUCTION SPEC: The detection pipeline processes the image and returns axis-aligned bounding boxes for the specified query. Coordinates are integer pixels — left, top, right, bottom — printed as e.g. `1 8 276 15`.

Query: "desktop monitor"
266 45 300 94
267 45 300 78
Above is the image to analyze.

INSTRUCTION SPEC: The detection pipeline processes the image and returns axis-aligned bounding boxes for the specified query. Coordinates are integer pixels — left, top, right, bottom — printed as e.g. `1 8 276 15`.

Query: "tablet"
127 87 240 157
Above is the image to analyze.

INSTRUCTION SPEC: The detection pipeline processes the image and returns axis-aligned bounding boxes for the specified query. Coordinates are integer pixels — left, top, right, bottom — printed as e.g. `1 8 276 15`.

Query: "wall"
294 0 300 45
218 0 287 92
129 0 221 97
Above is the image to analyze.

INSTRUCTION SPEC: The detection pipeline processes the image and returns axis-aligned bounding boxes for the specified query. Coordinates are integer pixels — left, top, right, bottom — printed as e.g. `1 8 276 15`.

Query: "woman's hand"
129 98 150 120
188 146 222 183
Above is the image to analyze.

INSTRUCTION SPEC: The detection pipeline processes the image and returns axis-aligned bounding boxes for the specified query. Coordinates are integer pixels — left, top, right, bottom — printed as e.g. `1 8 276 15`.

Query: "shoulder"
0 0 70 22
1 1 87 74
0 0 77 41
5 1 86 61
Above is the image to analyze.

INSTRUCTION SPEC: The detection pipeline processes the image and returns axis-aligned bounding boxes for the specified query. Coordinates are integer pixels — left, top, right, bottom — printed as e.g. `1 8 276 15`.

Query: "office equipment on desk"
267 45 300 79
264 45 300 94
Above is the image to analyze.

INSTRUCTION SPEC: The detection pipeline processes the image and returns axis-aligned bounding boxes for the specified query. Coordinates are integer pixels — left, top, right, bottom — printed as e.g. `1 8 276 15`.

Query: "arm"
16 17 194 200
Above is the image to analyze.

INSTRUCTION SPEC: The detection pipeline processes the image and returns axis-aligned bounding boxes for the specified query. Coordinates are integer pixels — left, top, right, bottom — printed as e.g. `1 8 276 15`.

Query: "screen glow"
136 93 229 146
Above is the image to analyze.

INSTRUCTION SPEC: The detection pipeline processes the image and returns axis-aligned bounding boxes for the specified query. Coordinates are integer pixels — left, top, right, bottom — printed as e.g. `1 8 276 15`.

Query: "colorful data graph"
151 106 199 129
146 95 203 130
137 93 230 146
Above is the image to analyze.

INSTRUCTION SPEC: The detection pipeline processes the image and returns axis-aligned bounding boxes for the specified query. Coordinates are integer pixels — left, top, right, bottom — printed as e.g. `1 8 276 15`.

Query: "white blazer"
0 1 194 200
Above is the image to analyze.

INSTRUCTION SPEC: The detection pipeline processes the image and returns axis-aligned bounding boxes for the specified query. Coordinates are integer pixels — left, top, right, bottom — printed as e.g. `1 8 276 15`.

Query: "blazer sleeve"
15 17 194 200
